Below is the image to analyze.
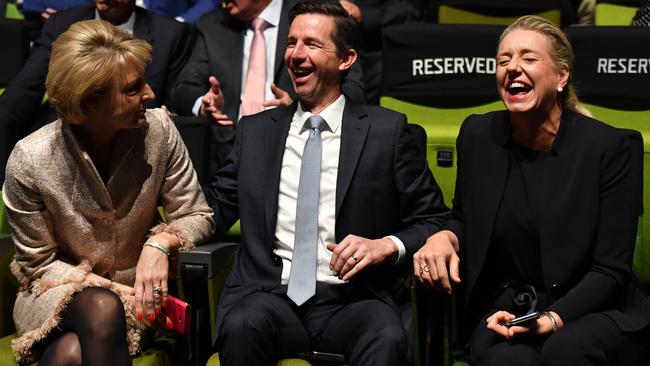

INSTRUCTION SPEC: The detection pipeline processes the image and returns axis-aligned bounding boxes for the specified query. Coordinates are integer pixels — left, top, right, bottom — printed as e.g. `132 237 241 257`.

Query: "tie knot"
251 17 267 32
306 115 325 132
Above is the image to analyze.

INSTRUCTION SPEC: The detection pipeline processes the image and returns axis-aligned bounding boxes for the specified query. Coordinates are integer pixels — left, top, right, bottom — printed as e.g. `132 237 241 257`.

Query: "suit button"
549 283 560 296
272 255 281 265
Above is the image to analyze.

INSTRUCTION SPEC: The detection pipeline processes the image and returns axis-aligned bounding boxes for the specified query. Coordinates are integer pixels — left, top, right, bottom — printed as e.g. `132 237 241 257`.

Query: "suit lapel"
335 101 369 217
263 106 295 238
133 7 153 45
466 113 511 296
224 17 246 106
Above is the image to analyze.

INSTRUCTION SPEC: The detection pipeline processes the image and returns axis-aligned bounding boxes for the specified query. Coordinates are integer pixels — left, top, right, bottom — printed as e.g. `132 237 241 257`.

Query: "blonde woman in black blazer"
414 15 650 365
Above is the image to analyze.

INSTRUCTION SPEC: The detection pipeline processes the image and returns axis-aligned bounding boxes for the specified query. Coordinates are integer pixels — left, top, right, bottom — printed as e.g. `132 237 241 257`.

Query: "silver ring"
351 255 359 263
153 286 163 295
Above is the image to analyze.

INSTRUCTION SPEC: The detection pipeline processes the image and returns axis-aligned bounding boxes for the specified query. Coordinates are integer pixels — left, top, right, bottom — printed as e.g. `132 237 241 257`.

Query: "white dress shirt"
274 95 405 285
191 0 283 118
96 9 136 35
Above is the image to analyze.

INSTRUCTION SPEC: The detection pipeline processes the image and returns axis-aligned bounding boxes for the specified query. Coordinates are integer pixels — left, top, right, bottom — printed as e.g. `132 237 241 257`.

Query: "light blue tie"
287 115 325 306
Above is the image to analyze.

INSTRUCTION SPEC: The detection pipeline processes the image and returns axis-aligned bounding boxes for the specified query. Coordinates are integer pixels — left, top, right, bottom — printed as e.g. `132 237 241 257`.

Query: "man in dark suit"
171 0 366 177
204 2 447 365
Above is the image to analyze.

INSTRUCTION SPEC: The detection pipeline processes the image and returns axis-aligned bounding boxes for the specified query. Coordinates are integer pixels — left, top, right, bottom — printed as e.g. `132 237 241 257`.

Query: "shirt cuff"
386 235 405 264
192 96 202 116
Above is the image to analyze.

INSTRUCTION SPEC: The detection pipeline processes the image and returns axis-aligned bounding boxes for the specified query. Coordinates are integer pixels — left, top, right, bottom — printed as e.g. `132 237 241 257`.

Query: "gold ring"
153 286 163 295
421 265 430 273
352 255 359 263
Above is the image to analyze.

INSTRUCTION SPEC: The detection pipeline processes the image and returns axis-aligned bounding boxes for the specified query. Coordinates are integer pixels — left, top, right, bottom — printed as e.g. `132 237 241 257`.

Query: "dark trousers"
216 283 408 366
470 312 650 366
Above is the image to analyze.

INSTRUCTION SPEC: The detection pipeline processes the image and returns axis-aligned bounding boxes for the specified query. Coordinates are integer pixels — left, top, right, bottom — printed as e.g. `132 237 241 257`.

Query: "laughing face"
496 29 569 116
284 13 356 113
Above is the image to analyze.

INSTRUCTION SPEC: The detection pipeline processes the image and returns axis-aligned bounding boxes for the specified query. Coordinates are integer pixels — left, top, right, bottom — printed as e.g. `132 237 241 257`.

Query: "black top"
487 144 552 291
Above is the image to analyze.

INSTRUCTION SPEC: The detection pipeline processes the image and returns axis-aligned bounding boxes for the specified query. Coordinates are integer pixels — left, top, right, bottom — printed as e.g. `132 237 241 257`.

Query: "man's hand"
326 235 398 281
413 230 461 293
339 1 362 23
200 76 233 126
262 83 293 108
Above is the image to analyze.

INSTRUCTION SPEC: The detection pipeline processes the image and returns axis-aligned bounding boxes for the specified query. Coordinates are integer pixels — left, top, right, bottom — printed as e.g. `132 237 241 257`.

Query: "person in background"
339 0 421 104
3 19 214 365
0 0 195 183
414 15 650 365
205 2 447 364
632 0 650 26
171 0 366 177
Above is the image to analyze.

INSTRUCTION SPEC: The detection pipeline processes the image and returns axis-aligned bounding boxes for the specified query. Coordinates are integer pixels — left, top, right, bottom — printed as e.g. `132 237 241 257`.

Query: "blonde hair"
499 15 591 117
46 19 152 124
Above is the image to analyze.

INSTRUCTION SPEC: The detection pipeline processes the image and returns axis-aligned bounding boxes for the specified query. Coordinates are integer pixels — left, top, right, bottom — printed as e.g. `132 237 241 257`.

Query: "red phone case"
164 295 192 334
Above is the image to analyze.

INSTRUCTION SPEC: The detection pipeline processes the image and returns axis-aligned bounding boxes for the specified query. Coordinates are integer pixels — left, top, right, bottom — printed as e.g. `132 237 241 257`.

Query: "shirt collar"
257 0 282 28
292 94 345 134
95 10 136 35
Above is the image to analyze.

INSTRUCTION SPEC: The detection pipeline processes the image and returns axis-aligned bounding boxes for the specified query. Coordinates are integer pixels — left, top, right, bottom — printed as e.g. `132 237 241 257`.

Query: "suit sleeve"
2 141 84 289
392 115 449 257
161 22 197 109
170 28 211 116
203 116 243 237
153 109 215 248
549 132 638 322
0 11 58 127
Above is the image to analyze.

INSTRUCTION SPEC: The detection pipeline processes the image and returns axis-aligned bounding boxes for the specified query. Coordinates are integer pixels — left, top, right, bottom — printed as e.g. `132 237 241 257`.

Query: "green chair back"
5 2 23 20
437 0 562 26
595 1 639 25
565 25 650 283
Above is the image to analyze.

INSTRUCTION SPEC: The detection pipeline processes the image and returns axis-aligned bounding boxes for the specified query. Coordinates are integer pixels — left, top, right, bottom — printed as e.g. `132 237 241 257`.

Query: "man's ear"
338 48 357 72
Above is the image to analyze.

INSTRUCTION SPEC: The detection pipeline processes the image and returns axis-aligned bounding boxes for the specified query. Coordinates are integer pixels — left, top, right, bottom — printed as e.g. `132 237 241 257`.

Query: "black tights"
39 287 131 366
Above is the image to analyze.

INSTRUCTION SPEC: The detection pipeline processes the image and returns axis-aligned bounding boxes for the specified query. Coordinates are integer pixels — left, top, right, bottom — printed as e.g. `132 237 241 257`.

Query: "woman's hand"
133 232 179 323
413 230 461 293
486 310 564 339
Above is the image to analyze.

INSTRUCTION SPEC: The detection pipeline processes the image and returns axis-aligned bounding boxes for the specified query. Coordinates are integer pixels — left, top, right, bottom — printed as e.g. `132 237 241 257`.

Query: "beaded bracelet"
542 311 559 332
144 241 170 257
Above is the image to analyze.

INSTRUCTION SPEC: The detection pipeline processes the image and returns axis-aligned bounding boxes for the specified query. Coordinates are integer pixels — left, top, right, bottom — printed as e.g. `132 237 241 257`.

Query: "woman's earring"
557 86 564 93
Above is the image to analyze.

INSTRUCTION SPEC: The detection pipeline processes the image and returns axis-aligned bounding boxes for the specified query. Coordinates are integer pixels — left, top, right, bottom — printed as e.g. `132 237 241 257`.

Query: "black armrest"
177 241 238 366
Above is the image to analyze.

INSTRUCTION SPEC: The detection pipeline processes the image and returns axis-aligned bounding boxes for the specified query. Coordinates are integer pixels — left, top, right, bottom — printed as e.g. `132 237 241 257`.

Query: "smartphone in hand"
163 295 191 334
505 311 541 327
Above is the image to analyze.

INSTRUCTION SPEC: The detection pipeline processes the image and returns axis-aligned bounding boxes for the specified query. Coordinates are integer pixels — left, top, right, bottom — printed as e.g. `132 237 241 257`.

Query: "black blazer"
0 5 195 128
205 99 448 330
446 110 650 335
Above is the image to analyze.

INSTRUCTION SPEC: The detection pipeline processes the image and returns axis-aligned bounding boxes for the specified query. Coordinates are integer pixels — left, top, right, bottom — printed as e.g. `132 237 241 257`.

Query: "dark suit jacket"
446 110 650 338
170 0 366 176
0 5 195 130
205 98 448 331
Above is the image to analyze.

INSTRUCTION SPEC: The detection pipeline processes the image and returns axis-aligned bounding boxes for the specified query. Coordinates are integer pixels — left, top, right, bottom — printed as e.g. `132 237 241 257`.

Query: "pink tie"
241 17 267 116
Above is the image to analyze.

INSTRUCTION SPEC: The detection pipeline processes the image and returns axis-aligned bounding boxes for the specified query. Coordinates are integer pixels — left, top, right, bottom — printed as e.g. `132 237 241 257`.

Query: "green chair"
436 0 562 26
381 23 504 206
565 25 650 284
5 1 24 20
594 0 640 25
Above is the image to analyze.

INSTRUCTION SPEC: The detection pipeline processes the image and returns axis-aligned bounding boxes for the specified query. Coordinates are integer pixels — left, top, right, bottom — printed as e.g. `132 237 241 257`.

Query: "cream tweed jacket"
2 108 215 363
